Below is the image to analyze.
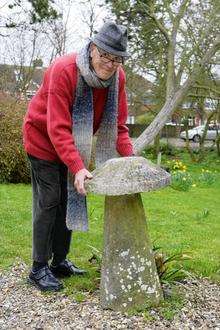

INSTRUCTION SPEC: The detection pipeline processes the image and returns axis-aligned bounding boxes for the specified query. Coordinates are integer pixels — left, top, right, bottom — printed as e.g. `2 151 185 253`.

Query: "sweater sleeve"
47 62 86 174
116 69 134 156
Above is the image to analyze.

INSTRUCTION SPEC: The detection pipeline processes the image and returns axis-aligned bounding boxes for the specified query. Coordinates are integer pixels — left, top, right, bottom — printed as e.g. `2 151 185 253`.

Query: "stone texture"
86 156 170 312
1 260 220 329
100 194 164 312
85 156 171 195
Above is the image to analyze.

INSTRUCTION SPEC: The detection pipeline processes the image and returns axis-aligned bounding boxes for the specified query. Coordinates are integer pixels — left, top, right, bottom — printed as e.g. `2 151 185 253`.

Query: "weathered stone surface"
86 156 168 311
85 156 171 195
100 194 164 312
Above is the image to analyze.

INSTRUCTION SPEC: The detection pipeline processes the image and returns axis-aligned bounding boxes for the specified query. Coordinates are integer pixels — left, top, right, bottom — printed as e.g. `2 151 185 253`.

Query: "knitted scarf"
66 42 119 231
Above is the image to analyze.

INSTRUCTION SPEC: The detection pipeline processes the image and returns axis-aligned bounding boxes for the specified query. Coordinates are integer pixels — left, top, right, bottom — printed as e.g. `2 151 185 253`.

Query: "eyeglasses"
96 47 124 65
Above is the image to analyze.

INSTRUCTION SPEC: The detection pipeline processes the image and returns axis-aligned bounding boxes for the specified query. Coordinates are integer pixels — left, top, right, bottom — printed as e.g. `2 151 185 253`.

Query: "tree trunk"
216 134 220 157
153 132 161 158
133 37 220 155
198 112 216 161
184 118 196 162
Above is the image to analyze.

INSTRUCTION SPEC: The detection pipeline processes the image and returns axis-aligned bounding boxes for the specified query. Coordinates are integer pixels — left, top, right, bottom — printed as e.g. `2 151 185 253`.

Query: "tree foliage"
5 0 59 27
105 0 220 153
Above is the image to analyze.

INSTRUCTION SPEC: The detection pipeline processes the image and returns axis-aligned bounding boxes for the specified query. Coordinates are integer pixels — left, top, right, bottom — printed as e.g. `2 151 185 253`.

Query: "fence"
127 124 188 138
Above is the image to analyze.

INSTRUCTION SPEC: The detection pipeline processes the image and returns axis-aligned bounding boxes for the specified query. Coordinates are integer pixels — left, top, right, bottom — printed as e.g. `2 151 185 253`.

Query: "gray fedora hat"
92 21 129 57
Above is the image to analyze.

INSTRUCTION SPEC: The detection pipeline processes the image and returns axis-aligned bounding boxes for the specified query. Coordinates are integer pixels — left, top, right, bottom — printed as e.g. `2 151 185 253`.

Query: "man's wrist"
69 162 85 175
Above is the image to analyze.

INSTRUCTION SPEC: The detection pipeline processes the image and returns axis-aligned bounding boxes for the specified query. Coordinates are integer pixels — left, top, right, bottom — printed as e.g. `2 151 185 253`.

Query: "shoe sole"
27 277 63 292
51 270 87 278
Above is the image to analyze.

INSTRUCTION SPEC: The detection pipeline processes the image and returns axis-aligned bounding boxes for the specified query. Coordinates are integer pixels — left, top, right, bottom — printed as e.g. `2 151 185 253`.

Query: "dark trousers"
28 155 72 263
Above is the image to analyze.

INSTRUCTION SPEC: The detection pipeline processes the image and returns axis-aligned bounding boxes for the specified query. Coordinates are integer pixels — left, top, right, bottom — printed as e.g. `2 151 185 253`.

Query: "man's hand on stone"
74 169 93 195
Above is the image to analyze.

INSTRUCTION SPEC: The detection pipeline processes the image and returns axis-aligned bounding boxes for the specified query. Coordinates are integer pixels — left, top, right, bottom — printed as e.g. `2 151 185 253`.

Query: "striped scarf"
66 42 119 231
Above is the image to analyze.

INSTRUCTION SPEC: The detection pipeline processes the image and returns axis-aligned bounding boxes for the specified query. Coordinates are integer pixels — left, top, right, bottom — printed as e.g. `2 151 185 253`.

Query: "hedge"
0 96 30 183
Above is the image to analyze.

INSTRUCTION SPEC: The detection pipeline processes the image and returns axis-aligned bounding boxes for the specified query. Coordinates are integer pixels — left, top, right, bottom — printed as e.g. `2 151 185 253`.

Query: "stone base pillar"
100 193 164 312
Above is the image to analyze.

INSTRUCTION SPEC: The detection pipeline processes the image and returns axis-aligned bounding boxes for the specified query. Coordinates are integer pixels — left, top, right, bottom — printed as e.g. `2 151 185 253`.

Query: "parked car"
180 125 219 142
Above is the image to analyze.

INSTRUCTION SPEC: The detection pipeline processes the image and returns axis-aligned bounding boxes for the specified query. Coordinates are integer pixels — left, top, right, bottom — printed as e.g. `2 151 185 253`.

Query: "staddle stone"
85 156 171 312
85 156 171 195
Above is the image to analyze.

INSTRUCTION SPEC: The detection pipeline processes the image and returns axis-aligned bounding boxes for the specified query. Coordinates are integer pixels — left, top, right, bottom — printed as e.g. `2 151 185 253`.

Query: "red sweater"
23 53 133 174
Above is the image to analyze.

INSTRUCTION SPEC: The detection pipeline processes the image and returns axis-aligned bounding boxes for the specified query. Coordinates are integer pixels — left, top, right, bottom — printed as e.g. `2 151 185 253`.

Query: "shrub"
142 143 179 159
159 142 180 156
0 96 30 183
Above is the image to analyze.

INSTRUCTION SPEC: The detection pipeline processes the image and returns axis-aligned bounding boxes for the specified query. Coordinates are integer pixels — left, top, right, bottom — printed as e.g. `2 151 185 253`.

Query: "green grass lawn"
0 151 220 296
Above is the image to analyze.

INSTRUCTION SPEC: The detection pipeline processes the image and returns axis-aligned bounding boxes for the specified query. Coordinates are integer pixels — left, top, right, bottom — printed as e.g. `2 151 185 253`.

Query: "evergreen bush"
0 96 30 183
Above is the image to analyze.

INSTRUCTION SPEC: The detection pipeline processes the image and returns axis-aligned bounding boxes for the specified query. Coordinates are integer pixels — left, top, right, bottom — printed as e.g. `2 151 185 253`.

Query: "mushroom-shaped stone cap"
85 156 171 195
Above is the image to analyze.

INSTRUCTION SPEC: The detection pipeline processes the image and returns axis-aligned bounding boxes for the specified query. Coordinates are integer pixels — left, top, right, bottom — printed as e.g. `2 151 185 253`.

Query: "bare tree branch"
137 2 170 44
133 35 220 154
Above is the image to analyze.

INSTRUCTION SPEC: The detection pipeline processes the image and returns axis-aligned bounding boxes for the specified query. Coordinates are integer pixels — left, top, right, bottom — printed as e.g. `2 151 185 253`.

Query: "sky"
0 0 109 66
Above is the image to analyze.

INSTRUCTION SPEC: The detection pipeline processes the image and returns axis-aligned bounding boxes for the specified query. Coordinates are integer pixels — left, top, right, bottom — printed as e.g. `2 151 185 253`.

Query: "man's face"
90 44 123 80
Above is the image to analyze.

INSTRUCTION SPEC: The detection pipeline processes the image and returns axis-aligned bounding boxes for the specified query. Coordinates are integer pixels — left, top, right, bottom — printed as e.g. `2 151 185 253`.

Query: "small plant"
74 292 86 303
167 159 187 172
88 245 102 272
171 171 193 191
195 208 210 221
142 310 155 321
153 245 192 284
157 287 185 321
198 169 215 186
170 210 179 217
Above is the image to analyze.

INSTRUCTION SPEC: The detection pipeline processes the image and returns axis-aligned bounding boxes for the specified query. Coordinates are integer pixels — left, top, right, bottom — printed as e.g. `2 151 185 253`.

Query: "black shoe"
50 259 87 277
28 265 63 291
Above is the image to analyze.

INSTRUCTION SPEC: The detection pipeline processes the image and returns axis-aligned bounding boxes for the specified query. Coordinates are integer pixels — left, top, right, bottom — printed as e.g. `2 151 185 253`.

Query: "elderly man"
23 21 134 291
